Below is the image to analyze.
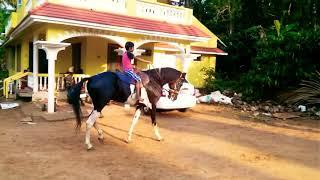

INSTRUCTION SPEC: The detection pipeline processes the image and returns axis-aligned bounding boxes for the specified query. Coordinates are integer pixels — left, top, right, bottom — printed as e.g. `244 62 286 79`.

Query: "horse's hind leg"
127 104 143 143
151 104 163 141
85 110 100 150
94 122 104 143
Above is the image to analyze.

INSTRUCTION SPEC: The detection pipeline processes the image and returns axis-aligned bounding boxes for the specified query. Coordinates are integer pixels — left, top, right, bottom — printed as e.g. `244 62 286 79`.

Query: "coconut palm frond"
285 73 320 106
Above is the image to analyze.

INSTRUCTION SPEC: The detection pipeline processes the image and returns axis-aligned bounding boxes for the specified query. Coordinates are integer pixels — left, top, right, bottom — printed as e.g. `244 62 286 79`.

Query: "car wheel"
178 108 188 112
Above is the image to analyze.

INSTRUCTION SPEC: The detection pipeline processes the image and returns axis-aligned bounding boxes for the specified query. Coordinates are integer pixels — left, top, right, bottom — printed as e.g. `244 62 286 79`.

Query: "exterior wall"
187 56 216 88
152 48 215 88
56 46 72 74
191 16 218 48
6 47 16 76
21 40 29 71
15 0 27 25
55 36 112 75
84 37 108 75
137 43 154 70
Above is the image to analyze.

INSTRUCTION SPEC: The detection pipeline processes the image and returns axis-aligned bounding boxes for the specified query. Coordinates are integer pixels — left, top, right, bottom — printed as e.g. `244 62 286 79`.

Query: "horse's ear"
182 73 186 78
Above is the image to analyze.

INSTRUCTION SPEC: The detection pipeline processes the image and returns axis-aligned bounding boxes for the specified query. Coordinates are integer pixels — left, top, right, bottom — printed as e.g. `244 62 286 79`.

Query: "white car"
156 82 197 112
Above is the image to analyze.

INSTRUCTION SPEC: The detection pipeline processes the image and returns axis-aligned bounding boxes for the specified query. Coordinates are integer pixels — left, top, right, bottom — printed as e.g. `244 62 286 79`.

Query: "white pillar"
14 44 18 72
182 46 193 73
34 41 70 113
33 35 39 92
175 54 200 73
47 57 55 113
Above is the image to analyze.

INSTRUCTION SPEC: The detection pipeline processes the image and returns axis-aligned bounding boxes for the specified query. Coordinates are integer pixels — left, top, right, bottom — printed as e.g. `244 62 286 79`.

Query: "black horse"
68 67 186 150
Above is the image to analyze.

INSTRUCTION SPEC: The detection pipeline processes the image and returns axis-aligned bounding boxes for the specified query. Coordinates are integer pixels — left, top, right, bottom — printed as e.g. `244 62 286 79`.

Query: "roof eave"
7 13 210 43
190 50 228 56
31 15 210 42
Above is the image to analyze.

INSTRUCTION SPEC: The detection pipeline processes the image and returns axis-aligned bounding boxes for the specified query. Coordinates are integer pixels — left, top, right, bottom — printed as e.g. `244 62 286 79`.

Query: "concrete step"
17 87 33 98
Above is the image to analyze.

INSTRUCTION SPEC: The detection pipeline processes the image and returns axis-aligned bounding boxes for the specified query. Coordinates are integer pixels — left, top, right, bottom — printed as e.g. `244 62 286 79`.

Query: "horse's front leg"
151 104 163 141
127 105 142 143
85 110 100 150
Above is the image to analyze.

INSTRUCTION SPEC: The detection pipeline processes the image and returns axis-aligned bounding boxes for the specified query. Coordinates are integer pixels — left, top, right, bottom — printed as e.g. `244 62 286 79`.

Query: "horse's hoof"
86 144 94 151
98 137 104 144
156 138 164 142
126 138 132 144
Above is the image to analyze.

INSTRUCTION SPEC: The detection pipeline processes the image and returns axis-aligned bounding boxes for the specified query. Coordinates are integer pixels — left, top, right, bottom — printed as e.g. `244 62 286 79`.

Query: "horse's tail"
68 77 90 130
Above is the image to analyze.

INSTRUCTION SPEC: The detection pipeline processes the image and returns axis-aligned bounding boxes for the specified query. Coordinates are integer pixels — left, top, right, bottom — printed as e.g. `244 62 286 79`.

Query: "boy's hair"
125 41 134 51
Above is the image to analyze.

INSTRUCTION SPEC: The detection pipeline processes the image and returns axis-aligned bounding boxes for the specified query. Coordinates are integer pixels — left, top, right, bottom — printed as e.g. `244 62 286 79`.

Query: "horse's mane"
142 69 163 98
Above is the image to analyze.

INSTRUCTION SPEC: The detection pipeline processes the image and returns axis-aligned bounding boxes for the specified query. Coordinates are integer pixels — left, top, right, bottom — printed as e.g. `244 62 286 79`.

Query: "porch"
2 1 217 113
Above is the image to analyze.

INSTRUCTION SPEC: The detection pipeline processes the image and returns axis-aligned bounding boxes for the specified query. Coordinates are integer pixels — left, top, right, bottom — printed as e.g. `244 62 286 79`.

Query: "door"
16 44 21 72
72 43 82 73
107 44 121 72
29 42 48 73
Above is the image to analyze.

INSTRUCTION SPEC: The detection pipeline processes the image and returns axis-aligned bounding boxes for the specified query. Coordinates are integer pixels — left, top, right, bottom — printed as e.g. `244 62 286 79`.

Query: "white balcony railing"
37 0 47 6
136 0 188 24
25 0 33 14
51 0 127 14
4 18 12 35
31 74 89 91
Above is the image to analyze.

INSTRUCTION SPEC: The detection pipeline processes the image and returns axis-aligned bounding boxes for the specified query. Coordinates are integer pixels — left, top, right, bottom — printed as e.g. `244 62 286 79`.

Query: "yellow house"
2 0 227 113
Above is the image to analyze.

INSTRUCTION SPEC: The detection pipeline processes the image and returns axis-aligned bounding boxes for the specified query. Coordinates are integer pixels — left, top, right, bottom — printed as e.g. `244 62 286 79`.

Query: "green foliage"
203 23 320 101
0 7 10 80
286 72 320 106
193 0 320 101
0 68 8 80
202 67 239 93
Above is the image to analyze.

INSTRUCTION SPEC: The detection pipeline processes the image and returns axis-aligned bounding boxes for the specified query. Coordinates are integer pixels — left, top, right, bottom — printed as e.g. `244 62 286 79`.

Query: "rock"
262 112 272 117
222 90 234 97
26 122 37 125
309 106 317 113
250 106 259 112
293 106 301 112
271 106 280 113
273 112 300 120
21 117 33 122
253 112 260 116
278 105 285 112
242 106 247 111
263 106 270 112
231 99 243 106
287 108 294 112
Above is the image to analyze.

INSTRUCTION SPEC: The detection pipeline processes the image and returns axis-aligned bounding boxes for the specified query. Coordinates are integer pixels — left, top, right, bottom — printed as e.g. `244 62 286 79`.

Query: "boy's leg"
125 70 143 102
135 81 143 102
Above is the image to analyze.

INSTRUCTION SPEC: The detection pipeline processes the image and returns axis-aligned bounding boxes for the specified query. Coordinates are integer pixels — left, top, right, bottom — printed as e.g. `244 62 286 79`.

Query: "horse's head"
143 68 187 100
168 72 186 100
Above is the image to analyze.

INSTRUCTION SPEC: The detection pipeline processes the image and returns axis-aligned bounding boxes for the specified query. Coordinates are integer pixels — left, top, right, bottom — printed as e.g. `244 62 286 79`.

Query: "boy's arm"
134 56 150 63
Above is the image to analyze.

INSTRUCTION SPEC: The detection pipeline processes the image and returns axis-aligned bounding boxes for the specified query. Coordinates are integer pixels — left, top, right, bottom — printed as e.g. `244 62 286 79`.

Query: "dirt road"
0 103 319 180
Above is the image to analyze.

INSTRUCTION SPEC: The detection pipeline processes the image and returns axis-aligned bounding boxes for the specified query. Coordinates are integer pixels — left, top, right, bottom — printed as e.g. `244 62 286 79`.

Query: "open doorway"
107 43 121 72
28 42 48 73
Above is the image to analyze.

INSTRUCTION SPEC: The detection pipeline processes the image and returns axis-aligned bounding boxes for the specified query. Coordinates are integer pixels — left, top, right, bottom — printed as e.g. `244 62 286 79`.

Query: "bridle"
164 73 185 101
151 67 185 98
167 73 184 94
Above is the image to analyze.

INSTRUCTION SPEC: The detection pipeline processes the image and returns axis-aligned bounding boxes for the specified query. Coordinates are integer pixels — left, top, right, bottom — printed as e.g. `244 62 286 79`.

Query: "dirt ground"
0 102 319 180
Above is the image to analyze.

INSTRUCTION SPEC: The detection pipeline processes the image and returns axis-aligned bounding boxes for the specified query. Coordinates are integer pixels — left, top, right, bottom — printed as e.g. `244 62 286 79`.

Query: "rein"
164 72 183 94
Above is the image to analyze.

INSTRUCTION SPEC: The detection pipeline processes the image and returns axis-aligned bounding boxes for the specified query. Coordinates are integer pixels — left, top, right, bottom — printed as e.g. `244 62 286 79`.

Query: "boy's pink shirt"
122 51 133 71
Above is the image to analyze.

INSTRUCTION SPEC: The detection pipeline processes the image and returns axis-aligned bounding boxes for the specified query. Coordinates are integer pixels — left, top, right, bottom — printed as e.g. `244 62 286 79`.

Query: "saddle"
114 71 150 106
114 71 149 86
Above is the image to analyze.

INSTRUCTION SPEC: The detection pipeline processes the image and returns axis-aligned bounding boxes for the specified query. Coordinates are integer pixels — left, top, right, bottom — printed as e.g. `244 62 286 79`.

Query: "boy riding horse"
122 41 149 103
